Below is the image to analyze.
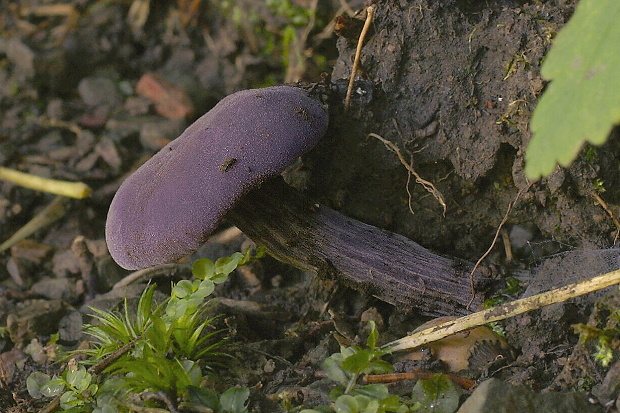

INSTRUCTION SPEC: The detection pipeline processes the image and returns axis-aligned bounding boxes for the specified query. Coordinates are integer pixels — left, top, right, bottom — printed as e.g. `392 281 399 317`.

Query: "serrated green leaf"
525 0 620 179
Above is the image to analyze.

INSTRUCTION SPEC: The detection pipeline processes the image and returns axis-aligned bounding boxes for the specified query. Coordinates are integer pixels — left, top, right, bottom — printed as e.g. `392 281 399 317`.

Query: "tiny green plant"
185 386 250 413
573 322 618 368
27 248 262 412
300 322 461 413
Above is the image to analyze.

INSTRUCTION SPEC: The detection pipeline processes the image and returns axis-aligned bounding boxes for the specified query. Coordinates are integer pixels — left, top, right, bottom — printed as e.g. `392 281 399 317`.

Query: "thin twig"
592 192 620 237
368 132 447 215
466 184 531 309
364 370 475 389
0 196 67 253
39 338 140 413
385 267 620 352
113 263 186 290
500 228 513 262
38 397 60 413
344 5 374 111
88 336 142 375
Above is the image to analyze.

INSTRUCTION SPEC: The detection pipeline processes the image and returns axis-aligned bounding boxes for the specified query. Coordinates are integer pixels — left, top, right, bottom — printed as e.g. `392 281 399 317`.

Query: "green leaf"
192 258 216 280
410 375 460 413
172 279 196 298
342 348 373 374
525 0 620 179
366 321 378 350
66 367 92 391
214 252 245 282
181 359 203 386
351 384 390 401
334 394 361 413
40 377 66 397
366 359 394 375
220 387 250 413
323 353 351 386
136 284 157 330
60 390 83 409
26 372 52 398
187 386 221 409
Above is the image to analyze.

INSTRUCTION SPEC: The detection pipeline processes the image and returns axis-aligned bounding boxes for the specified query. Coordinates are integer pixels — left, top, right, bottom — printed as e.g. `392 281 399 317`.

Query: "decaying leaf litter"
1 0 620 412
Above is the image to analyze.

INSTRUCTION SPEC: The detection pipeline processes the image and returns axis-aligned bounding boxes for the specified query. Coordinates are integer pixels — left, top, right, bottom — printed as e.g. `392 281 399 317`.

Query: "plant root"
368 132 447 215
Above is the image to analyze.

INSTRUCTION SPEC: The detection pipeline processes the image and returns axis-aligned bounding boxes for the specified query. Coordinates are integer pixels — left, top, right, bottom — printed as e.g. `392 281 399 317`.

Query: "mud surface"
310 0 620 262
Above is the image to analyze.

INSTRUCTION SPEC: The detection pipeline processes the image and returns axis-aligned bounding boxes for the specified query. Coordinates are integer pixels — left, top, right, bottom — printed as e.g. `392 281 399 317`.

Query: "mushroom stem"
228 179 489 316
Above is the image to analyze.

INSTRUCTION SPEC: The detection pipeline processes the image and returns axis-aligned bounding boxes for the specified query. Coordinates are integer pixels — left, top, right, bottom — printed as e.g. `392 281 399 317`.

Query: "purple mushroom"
106 86 327 270
106 85 489 316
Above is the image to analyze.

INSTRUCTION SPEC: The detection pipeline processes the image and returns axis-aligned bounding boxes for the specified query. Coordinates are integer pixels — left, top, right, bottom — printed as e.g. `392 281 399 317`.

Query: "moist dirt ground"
1 0 620 412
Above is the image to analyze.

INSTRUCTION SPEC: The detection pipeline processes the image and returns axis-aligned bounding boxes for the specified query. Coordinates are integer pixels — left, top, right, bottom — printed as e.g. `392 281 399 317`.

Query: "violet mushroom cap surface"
106 86 328 270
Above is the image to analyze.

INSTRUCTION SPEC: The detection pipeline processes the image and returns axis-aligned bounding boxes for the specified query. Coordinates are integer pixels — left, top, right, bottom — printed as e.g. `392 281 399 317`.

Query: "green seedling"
28 249 261 412
573 301 620 369
185 386 250 413
301 322 461 413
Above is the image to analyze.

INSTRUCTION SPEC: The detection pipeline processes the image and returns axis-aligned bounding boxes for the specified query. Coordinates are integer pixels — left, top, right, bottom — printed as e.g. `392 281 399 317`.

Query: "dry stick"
466 184 530 309
18 4 75 16
0 166 91 199
364 371 475 389
385 267 620 352
35 116 84 136
112 227 242 289
593 192 620 236
500 228 513 262
368 132 447 215
0 196 67 253
112 263 186 290
344 5 374 111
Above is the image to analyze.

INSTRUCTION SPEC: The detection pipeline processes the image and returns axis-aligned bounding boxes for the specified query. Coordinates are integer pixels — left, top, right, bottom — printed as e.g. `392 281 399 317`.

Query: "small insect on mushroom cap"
106 86 328 270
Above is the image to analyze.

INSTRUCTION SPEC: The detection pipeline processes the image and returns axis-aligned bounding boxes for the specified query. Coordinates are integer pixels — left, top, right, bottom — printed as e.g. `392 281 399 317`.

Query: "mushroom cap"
106 86 328 270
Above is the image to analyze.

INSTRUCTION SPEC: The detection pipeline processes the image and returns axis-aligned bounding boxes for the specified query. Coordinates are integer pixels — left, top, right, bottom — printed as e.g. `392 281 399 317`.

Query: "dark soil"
1 0 620 412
